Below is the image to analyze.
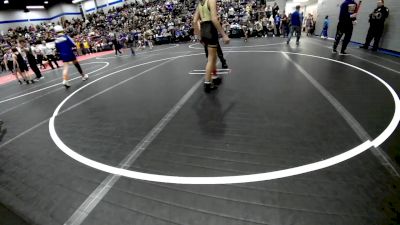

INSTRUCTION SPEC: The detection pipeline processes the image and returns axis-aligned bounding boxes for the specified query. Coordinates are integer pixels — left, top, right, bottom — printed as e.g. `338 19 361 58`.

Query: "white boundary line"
95 44 180 60
192 69 231 72
282 52 399 177
64 52 229 225
0 62 109 104
0 57 174 149
0 61 138 116
49 51 400 184
189 72 230 75
188 42 285 50
349 54 400 74
305 39 400 74
0 63 101 102
64 77 203 225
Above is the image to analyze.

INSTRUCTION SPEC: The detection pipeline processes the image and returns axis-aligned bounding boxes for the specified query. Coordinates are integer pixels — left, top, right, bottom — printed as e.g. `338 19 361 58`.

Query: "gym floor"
0 37 399 225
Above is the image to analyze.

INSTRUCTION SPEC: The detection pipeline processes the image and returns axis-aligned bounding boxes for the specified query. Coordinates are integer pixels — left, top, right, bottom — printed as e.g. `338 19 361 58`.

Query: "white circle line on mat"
0 62 109 104
49 51 400 184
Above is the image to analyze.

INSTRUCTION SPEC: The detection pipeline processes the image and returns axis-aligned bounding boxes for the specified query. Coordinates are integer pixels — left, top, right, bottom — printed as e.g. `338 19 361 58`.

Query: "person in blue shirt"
320 15 329 39
332 0 358 55
286 5 301 45
54 25 88 88
275 14 281 36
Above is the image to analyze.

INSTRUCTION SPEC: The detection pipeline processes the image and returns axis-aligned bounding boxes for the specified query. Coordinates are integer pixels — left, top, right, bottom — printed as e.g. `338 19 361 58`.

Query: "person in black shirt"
12 48 33 84
19 39 42 80
332 0 358 55
272 2 279 18
360 0 389 51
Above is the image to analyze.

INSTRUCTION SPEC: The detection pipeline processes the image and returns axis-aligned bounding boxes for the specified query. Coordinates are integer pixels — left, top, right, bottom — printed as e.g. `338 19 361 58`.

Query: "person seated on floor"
266 21 275 37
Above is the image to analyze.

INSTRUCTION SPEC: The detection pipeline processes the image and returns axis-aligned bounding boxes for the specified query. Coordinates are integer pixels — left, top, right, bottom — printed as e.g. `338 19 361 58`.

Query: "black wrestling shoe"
221 61 228 69
204 82 217 93
212 76 222 86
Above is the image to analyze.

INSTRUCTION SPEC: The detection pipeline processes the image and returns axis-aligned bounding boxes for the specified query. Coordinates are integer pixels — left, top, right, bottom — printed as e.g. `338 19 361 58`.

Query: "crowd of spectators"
1 0 309 76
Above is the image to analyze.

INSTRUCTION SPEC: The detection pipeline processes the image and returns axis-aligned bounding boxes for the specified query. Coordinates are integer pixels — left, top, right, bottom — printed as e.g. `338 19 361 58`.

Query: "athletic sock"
74 62 83 74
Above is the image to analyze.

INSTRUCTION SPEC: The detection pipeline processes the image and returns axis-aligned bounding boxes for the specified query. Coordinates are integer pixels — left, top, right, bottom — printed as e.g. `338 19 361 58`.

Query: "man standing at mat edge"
41 41 60 69
360 0 389 51
332 0 358 55
54 25 88 88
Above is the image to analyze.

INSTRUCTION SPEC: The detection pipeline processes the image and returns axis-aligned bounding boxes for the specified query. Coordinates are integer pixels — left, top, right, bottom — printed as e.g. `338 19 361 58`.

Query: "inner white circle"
49 51 400 184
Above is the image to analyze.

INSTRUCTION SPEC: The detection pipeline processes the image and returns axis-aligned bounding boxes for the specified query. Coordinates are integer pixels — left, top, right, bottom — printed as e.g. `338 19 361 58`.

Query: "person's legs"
46 56 55 69
204 44 209 58
206 47 217 82
14 70 23 84
333 23 344 52
7 61 14 73
204 46 218 92
21 70 33 84
30 63 42 79
287 26 294 43
62 62 71 88
38 55 45 69
362 26 374 49
73 59 88 81
372 27 383 51
340 25 353 54
216 43 227 68
295 26 301 44
47 55 59 68
73 59 83 74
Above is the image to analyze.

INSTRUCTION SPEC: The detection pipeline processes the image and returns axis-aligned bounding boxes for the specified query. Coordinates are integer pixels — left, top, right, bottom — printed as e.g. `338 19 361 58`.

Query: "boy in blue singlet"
54 25 88 88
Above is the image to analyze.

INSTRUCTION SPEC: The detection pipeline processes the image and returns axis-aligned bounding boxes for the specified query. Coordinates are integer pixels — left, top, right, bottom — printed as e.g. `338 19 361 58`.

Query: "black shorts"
17 62 29 72
200 21 219 48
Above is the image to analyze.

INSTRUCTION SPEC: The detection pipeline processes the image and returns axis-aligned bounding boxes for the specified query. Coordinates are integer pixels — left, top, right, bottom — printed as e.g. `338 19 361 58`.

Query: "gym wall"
315 0 400 52
0 3 81 32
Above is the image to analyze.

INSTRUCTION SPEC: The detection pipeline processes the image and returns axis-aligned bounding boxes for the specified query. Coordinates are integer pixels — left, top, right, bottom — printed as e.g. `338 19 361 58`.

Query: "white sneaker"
63 80 71 88
82 74 89 81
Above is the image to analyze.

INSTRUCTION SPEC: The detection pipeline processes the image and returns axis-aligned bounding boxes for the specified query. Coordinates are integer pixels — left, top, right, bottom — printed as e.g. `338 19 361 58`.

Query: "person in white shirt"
33 44 45 69
4 49 14 73
41 41 59 70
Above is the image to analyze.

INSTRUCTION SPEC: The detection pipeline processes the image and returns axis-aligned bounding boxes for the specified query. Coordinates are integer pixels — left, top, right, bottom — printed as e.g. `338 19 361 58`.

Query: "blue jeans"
321 28 328 37
287 26 301 43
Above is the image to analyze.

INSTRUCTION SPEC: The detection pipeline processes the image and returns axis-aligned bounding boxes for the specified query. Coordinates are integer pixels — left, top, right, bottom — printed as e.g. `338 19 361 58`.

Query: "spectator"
360 0 389 51
41 41 59 70
320 15 329 39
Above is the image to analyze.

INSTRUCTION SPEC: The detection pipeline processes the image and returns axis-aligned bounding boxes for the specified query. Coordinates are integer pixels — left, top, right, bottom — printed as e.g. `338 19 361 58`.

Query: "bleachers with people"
1 0 289 80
